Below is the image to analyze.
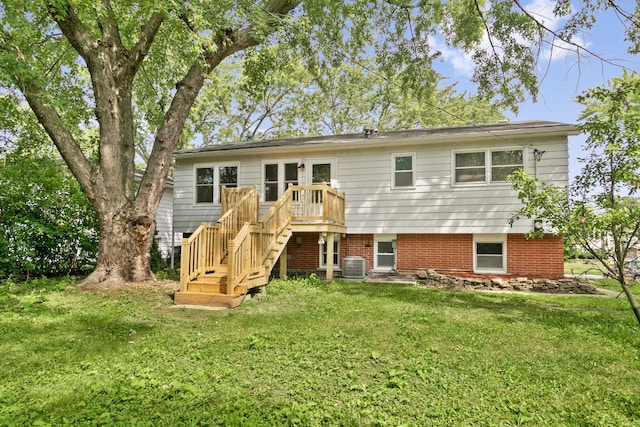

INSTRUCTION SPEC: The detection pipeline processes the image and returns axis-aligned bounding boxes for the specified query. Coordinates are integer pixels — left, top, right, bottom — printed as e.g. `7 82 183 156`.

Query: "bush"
0 157 99 278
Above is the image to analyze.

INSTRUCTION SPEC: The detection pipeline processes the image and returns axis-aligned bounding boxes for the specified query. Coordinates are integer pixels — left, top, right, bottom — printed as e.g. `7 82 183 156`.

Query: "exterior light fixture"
533 149 545 162
534 219 544 232
298 163 305 170
317 234 325 245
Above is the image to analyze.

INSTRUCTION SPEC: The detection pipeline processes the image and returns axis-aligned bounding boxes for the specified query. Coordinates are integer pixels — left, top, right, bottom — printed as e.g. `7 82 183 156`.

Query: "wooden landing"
175 264 271 308
174 290 245 308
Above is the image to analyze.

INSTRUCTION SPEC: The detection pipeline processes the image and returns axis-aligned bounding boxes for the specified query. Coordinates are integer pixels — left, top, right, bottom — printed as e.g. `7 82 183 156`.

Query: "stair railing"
227 186 294 293
181 183 345 295
179 186 259 292
179 222 217 292
215 186 259 267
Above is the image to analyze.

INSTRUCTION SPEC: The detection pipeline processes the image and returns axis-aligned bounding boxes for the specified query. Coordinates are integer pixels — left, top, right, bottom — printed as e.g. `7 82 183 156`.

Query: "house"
155 178 182 264
134 170 181 264
172 120 577 306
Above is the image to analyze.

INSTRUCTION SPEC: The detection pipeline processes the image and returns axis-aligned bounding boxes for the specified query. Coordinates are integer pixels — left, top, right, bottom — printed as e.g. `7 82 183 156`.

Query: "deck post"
179 238 189 292
280 245 288 278
326 232 334 280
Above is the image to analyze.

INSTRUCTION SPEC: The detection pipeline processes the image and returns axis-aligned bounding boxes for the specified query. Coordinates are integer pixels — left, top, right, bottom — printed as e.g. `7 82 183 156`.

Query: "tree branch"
0 29 93 193
138 0 301 209
127 12 164 75
96 0 126 55
45 0 98 61
512 0 621 68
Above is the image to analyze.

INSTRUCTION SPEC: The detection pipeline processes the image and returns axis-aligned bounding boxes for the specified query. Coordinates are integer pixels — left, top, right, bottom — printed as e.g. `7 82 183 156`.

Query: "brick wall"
507 234 564 279
396 234 474 273
284 233 320 270
281 232 564 279
344 234 374 272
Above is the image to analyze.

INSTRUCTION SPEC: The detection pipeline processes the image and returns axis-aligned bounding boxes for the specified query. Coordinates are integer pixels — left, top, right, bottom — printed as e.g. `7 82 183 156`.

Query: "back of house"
173 120 577 280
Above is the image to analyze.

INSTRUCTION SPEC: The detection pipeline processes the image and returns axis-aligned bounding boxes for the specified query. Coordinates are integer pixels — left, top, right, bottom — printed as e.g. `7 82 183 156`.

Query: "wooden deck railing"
179 222 217 292
290 183 345 225
180 184 345 294
179 187 259 292
221 186 257 214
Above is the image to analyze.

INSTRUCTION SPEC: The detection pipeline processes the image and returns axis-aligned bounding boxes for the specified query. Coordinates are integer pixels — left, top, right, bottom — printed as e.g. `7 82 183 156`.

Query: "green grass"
564 259 640 293
1 276 640 426
564 259 606 276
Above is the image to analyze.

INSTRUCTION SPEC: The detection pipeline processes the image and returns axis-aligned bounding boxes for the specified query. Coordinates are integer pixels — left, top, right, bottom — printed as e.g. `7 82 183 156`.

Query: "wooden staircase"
175 186 292 307
175 183 345 308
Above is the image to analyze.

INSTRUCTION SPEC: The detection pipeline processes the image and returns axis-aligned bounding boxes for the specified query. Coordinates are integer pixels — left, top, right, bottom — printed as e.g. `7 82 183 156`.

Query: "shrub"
0 157 99 278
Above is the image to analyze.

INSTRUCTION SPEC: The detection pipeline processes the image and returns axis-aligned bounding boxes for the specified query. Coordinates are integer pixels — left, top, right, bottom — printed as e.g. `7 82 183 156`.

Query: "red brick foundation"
281 232 564 279
397 234 473 273
507 234 564 279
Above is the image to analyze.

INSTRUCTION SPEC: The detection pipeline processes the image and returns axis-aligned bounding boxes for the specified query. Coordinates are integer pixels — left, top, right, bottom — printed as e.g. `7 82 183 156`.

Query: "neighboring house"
172 120 578 281
134 171 181 263
156 178 182 263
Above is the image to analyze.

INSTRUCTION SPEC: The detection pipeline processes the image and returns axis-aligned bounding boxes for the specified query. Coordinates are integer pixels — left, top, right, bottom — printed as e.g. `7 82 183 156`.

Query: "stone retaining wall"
416 269 600 295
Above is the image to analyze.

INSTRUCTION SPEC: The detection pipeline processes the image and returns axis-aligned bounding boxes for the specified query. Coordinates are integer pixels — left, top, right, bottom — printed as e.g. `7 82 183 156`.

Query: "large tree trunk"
11 1 300 291
81 203 157 290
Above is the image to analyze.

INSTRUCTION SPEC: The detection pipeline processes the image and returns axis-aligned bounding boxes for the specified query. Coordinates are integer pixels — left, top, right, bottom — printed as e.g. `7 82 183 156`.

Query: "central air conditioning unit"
342 256 366 279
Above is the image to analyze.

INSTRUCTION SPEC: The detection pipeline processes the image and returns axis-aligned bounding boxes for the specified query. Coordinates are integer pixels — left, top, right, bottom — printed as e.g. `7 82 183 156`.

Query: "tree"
0 1 636 289
189 55 506 144
509 72 640 323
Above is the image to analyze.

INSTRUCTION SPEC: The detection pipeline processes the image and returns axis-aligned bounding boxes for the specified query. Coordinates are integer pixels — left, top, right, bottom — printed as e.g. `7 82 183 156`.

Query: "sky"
433 0 639 179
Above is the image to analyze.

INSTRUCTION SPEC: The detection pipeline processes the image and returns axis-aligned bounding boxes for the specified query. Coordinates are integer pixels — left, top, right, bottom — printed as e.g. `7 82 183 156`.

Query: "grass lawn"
564 259 606 276
1 276 640 426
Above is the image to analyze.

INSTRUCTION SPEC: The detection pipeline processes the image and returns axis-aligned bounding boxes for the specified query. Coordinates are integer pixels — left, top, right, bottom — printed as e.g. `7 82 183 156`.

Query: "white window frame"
452 148 524 186
319 235 340 268
307 158 337 187
261 160 301 202
374 234 397 271
193 162 239 205
473 234 507 274
391 153 415 189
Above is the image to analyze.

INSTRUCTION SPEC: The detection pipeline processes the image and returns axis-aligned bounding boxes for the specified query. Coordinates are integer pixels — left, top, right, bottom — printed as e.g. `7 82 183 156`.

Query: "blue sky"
433 0 639 179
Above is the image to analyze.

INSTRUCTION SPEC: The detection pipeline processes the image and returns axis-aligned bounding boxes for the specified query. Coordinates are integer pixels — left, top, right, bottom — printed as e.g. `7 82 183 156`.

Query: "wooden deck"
175 184 346 308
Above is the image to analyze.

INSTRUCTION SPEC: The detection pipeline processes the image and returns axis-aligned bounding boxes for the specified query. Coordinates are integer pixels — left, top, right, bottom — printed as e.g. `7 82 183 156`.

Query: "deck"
175 184 346 307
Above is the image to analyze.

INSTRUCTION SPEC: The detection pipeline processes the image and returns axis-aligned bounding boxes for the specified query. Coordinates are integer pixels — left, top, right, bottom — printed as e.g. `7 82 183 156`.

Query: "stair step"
194 277 227 286
174 291 244 308
188 282 225 293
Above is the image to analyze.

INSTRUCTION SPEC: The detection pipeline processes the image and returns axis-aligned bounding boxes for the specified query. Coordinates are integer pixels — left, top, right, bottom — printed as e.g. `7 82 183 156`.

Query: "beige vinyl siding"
155 187 180 258
172 134 569 235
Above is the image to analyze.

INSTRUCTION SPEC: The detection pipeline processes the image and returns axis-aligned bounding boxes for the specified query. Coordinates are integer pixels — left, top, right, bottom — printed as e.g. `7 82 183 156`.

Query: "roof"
174 120 579 159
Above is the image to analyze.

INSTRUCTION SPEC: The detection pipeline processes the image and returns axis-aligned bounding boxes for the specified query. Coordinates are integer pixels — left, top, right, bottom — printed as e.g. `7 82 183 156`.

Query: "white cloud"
429 0 589 77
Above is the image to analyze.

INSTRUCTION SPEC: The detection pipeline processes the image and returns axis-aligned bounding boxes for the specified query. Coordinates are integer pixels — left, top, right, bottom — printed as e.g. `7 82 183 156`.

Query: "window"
284 163 299 188
194 164 238 204
196 167 214 203
474 235 506 273
491 150 523 182
375 235 396 270
312 163 331 185
455 152 485 183
264 164 279 202
320 236 340 267
454 149 523 184
393 154 415 188
218 166 238 202
263 162 299 202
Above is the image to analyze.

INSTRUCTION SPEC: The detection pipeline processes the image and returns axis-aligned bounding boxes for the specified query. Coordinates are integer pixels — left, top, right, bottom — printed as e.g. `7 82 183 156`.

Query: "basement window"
474 235 506 274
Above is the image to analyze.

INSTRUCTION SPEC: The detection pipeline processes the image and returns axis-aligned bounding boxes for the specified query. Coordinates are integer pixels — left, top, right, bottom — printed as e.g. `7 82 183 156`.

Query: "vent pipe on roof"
363 125 378 138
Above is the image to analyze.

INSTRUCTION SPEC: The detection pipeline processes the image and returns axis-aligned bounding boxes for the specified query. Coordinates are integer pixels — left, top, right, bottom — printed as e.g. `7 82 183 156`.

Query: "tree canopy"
509 71 640 323
0 0 638 287
187 56 506 146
